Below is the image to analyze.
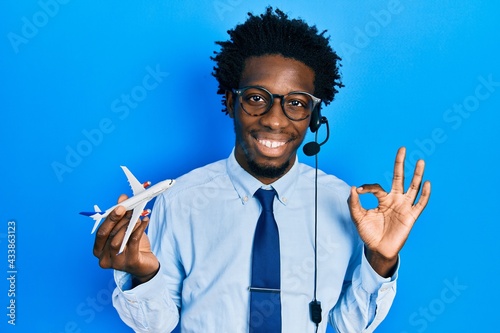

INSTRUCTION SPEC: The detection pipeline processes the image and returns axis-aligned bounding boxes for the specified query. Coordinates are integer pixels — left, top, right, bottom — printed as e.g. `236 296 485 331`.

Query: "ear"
225 90 235 119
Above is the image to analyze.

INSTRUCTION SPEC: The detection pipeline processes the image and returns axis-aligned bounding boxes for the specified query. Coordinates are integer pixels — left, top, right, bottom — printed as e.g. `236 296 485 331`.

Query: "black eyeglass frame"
232 86 322 121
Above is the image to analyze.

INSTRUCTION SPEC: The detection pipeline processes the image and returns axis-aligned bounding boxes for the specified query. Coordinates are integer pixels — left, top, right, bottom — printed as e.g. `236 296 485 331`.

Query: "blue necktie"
250 188 281 332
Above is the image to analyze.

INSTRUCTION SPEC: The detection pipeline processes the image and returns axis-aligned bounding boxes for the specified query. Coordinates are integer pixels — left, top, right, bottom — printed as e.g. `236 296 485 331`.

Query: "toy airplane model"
80 166 175 254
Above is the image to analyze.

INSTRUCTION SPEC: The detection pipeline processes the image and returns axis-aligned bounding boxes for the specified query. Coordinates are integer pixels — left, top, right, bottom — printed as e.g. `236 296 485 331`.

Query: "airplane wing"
118 200 147 254
121 166 145 196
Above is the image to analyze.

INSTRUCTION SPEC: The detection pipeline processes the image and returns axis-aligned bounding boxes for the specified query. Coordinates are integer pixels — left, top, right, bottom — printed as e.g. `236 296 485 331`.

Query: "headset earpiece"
309 106 322 133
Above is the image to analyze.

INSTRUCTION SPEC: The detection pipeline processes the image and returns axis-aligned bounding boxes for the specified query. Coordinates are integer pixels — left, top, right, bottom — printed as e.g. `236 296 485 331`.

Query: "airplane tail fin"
79 205 104 234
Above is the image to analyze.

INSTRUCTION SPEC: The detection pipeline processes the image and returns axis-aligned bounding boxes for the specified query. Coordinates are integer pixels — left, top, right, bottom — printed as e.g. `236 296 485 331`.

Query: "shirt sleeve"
112 268 180 333
329 246 398 333
111 193 182 333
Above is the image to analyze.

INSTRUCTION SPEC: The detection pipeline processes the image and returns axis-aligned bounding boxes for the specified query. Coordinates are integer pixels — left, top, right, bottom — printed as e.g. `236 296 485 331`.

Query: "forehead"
239 54 315 94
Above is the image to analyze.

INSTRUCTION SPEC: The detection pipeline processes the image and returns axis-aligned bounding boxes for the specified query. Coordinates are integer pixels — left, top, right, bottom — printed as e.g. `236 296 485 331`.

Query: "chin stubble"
247 158 290 180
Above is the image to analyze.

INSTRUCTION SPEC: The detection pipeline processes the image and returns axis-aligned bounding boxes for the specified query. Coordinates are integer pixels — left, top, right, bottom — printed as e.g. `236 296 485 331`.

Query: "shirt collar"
226 148 299 206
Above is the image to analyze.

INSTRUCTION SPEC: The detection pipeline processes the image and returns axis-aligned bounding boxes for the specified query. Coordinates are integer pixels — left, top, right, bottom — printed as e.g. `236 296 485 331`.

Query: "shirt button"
282 197 287 203
243 196 248 202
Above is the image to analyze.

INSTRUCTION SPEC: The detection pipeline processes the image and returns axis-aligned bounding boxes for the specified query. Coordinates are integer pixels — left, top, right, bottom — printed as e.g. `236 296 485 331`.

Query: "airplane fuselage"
101 179 174 218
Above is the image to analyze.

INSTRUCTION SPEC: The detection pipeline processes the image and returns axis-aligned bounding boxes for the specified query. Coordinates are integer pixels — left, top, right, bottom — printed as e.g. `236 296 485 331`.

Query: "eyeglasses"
232 86 321 121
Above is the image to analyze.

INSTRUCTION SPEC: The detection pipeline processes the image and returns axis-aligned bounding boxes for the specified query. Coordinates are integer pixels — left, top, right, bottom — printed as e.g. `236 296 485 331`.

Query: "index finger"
93 205 127 257
92 195 129 257
391 147 406 194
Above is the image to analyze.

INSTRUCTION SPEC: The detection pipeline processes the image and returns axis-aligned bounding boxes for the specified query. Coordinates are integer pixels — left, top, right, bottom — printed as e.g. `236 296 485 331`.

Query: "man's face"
226 54 315 184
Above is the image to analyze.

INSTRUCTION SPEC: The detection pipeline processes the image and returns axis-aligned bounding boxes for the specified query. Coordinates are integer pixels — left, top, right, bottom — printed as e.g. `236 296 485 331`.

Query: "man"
93 8 430 332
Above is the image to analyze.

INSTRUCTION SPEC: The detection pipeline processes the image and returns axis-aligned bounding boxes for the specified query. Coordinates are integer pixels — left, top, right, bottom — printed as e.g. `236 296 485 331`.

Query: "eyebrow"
240 84 314 95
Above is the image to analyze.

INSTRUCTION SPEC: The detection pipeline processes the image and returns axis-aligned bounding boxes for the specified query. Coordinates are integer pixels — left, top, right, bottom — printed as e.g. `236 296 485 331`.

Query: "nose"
259 96 289 129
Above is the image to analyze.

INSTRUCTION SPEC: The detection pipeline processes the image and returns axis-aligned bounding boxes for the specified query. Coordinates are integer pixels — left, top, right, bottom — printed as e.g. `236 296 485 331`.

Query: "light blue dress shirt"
112 150 397 332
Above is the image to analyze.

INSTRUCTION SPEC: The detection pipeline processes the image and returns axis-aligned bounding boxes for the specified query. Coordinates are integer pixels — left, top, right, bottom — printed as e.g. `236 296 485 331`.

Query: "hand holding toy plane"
80 166 175 254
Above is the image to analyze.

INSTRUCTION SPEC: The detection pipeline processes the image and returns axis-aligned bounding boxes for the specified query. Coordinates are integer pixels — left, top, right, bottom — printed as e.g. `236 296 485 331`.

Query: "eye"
286 97 309 110
243 92 268 106
249 95 264 103
288 99 306 107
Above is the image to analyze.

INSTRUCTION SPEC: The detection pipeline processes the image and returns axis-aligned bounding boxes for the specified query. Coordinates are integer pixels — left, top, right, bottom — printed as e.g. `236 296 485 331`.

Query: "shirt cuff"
359 247 399 295
114 268 165 300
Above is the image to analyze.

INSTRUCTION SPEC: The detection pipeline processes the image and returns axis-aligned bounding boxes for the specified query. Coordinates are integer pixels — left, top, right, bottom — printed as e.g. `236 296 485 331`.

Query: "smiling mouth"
257 139 287 149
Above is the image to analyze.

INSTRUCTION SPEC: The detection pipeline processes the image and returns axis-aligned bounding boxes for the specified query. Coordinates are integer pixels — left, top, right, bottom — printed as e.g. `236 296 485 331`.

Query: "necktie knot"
254 188 276 212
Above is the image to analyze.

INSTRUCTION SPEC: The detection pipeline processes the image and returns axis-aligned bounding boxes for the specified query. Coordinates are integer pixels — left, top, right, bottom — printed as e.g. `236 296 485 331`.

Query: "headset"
303 106 331 332
303 106 330 157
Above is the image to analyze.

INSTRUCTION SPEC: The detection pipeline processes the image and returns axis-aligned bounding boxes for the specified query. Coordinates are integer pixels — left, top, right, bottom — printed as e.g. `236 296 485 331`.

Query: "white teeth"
258 140 285 148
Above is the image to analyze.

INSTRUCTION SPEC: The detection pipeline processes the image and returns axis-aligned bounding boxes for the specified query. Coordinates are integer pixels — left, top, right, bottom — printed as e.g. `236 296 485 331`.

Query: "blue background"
1 1 499 332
